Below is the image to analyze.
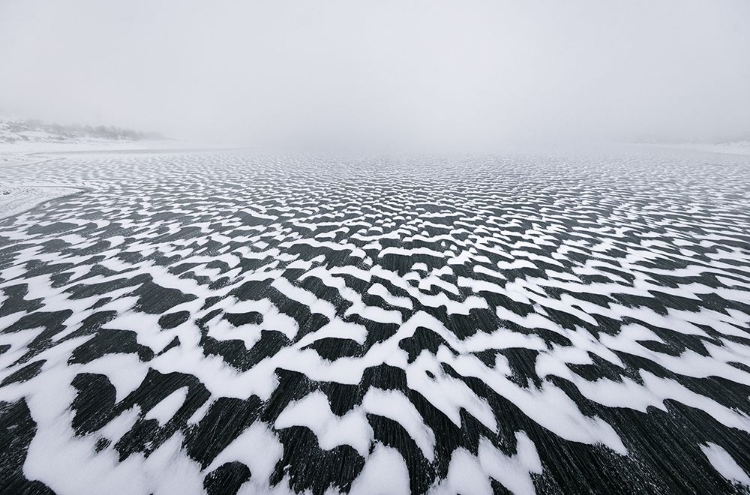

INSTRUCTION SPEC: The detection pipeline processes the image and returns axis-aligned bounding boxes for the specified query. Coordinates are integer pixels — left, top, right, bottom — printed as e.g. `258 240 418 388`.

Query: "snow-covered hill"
0 117 164 145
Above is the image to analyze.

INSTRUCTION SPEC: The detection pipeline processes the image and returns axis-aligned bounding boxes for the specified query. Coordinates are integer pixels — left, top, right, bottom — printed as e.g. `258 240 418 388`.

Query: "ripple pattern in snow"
0 149 749 494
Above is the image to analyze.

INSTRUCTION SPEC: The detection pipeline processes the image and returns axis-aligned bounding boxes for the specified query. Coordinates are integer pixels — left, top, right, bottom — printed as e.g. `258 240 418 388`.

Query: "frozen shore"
0 184 81 220
0 130 237 219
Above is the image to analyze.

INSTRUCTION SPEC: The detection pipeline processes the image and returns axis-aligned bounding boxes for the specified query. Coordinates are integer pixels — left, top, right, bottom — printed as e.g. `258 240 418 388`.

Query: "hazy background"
1 0 749 148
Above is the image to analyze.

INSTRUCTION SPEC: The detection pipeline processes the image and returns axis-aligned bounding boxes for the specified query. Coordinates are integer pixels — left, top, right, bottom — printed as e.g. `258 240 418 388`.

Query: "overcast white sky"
1 0 749 147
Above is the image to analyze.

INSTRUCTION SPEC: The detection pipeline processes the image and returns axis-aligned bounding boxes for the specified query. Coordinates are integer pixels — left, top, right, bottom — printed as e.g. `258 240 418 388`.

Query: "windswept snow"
0 146 749 494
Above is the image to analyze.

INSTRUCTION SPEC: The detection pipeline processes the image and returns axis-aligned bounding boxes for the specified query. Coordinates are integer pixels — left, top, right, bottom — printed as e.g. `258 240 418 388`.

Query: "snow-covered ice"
0 145 749 494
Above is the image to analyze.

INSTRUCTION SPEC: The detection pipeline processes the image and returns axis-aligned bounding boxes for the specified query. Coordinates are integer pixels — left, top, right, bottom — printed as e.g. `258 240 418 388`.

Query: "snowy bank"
0 184 81 220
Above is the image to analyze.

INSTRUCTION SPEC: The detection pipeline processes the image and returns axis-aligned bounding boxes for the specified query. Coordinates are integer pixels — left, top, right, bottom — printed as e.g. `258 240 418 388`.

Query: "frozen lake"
0 148 749 494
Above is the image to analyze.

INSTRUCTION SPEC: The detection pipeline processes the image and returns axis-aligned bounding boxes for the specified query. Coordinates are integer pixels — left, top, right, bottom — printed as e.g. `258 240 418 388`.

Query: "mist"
1 0 749 148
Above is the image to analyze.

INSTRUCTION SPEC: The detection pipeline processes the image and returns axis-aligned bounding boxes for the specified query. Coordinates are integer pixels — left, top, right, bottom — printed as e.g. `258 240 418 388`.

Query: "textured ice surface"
0 147 749 494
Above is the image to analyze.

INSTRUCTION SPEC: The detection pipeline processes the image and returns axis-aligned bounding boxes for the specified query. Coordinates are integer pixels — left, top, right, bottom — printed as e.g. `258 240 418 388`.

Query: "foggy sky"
1 0 749 148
